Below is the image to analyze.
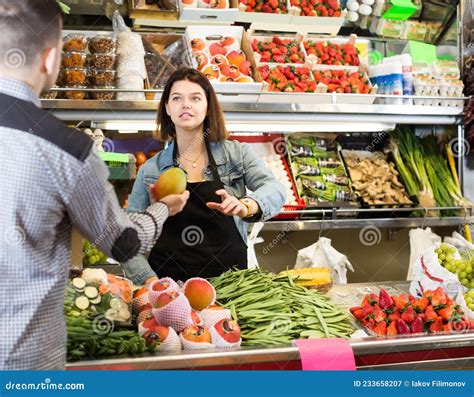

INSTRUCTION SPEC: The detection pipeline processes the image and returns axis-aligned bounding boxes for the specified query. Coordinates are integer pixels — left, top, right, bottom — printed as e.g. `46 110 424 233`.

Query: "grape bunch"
83 240 108 265
435 244 474 289
465 290 474 312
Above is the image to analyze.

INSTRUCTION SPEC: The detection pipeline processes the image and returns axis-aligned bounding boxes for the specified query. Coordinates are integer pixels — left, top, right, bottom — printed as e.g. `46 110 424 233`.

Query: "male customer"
0 0 189 369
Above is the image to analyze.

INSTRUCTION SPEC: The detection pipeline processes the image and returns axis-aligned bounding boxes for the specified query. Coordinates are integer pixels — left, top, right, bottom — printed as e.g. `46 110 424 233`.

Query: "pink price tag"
294 338 356 371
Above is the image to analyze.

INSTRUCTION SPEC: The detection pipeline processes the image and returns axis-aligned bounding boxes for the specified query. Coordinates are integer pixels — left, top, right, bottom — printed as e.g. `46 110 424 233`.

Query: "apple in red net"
214 318 240 343
181 325 211 343
154 291 179 308
220 65 240 79
209 42 226 56
144 325 170 346
152 279 171 292
227 50 246 67
183 278 216 311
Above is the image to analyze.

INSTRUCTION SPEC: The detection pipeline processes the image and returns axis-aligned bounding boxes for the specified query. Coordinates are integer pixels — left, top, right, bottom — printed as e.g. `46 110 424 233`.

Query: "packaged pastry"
63 34 88 52
40 87 59 99
89 86 115 100
88 35 117 54
61 67 87 85
88 69 116 86
63 85 86 100
87 53 117 69
62 52 87 68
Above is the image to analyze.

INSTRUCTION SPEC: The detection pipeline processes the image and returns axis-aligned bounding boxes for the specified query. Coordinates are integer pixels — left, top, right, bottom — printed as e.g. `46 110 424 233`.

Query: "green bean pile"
210 268 353 346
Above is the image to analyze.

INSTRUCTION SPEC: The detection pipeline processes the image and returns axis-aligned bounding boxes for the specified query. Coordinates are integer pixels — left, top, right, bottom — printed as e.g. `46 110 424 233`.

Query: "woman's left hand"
206 189 248 218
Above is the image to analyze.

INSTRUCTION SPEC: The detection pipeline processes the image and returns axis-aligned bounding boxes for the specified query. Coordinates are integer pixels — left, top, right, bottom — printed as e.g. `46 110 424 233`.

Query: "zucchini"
72 277 86 291
109 298 122 310
74 296 90 310
84 286 98 299
105 308 118 321
90 295 101 305
118 309 131 321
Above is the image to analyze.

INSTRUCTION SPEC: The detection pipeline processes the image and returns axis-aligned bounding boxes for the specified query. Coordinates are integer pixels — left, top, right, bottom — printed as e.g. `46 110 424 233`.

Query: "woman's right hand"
149 185 189 216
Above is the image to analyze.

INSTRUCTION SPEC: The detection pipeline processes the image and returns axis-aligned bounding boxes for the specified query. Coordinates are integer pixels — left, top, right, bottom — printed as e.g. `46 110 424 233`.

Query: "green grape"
466 297 474 304
466 266 473 274
448 247 456 255
435 248 442 255
461 278 470 286
445 264 453 272
460 271 467 279
440 243 449 251
468 290 474 298
88 256 97 265
458 262 467 271
470 281 474 289
438 254 446 261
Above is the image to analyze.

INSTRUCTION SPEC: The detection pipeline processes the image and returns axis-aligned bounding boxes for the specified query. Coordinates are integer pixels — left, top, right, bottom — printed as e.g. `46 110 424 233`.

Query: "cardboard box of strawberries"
349 287 474 337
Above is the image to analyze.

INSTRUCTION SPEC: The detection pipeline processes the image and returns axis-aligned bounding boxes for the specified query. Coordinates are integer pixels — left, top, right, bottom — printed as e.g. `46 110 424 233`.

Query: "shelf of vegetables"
66 278 474 371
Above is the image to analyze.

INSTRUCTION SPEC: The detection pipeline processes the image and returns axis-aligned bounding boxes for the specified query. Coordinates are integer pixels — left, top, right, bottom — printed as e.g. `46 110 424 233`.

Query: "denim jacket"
123 139 286 284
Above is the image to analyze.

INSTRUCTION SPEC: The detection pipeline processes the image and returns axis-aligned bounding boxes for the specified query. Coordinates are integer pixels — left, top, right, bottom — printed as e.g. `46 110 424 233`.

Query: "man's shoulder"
0 93 92 161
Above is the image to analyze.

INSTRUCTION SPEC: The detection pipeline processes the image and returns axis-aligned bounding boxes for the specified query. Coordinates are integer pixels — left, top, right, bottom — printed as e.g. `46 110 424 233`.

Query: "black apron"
148 140 247 281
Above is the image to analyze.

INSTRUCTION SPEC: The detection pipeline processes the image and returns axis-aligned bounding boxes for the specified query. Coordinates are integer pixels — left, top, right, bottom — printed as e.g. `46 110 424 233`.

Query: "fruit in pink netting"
214 318 240 343
154 291 179 308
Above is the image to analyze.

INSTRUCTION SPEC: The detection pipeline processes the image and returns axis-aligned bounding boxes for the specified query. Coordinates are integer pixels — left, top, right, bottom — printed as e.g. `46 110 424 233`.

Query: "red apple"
154 291 179 308
214 318 241 343
220 64 240 79
227 50 246 67
209 42 226 56
181 325 211 343
152 279 171 292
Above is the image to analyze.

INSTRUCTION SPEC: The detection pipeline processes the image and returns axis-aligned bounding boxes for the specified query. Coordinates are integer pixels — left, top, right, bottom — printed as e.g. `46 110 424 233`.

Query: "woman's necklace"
179 146 206 168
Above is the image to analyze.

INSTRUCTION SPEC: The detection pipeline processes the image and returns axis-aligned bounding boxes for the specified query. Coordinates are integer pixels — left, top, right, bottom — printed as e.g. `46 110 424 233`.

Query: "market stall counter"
66 282 474 371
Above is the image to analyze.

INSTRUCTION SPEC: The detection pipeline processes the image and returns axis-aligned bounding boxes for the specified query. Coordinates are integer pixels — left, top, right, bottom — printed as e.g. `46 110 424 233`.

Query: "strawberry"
273 54 285 63
431 287 447 309
374 321 387 336
396 319 411 334
392 294 409 311
289 53 301 62
410 316 424 334
373 308 387 324
400 305 415 324
424 305 438 323
412 296 429 313
429 317 443 333
388 309 401 322
269 0 278 8
437 304 455 322
387 321 398 336
271 47 282 55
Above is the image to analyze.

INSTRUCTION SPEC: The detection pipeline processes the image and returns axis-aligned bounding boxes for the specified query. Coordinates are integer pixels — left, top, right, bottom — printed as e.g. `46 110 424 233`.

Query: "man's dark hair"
0 0 63 67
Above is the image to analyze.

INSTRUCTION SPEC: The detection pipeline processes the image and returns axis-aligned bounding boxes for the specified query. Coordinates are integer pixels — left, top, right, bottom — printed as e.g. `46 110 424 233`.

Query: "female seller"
124 68 286 284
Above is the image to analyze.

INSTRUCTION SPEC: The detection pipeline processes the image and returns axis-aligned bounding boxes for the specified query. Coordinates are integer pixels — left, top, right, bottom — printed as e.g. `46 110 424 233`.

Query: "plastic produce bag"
294 237 354 284
409 242 462 298
444 231 474 251
67 270 133 325
247 222 264 269
407 227 441 280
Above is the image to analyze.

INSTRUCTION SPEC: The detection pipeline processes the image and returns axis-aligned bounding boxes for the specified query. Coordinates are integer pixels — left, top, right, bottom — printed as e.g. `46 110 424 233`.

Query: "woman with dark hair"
125 68 286 283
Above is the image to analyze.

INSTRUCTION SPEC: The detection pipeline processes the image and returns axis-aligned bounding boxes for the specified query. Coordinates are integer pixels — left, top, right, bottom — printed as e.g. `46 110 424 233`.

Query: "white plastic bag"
294 237 354 284
444 231 474 251
407 228 441 280
247 222 264 269
409 242 462 298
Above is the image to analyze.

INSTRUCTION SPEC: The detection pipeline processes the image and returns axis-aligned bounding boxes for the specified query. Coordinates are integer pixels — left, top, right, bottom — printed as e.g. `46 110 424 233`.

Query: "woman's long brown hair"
156 68 229 142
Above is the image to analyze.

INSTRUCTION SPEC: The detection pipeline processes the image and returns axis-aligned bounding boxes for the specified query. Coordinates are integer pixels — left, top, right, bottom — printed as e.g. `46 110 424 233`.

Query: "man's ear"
42 47 59 76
